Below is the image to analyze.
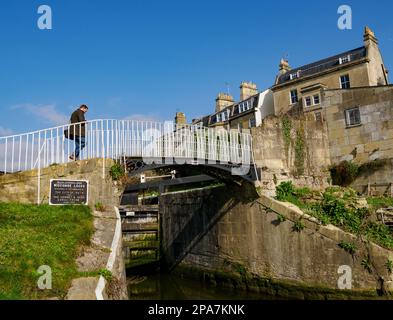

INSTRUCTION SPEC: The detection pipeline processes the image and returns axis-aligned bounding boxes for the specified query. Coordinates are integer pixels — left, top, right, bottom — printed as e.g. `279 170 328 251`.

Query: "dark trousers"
75 136 86 159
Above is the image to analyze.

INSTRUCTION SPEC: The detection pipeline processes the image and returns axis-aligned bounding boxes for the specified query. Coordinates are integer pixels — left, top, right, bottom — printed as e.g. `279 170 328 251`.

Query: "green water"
127 272 274 300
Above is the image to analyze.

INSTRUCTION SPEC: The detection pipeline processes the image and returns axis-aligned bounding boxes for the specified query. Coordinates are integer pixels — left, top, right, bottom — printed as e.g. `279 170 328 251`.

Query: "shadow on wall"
160 182 257 271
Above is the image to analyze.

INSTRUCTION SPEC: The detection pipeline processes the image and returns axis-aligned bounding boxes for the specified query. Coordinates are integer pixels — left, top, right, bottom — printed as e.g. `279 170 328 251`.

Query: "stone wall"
251 115 331 196
0 158 123 207
160 186 393 297
323 85 393 194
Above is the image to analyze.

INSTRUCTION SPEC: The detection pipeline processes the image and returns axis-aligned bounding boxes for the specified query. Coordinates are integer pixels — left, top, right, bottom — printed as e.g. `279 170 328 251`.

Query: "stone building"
271 27 389 121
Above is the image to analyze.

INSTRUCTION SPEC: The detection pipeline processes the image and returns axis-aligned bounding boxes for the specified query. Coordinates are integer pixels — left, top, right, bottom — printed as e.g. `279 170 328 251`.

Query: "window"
221 109 230 122
290 71 301 80
238 100 252 114
305 96 312 107
249 118 256 128
313 94 320 105
345 107 361 127
339 55 351 64
290 89 298 104
340 74 351 89
216 113 221 123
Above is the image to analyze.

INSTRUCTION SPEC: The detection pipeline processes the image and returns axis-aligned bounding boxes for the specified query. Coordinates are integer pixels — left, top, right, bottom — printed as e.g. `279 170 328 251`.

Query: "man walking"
69 104 88 161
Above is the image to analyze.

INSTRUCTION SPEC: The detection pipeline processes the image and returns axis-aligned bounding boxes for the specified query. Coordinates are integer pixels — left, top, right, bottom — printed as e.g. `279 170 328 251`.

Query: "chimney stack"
215 93 234 112
240 82 258 101
364 26 378 46
175 112 187 125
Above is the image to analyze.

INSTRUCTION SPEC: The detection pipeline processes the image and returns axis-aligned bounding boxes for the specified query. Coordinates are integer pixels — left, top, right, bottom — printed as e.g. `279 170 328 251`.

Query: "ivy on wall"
294 127 306 176
281 116 307 177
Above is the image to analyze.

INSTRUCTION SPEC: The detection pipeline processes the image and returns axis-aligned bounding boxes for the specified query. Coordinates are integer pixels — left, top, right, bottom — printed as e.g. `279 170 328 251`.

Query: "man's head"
79 104 88 113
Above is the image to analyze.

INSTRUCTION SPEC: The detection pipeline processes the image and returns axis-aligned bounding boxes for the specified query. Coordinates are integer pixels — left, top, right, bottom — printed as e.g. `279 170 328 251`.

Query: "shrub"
276 181 295 201
109 163 125 181
277 214 287 223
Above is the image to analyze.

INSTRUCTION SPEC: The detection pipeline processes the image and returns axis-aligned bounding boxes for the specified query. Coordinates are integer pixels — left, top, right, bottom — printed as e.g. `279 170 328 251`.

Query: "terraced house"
191 82 274 131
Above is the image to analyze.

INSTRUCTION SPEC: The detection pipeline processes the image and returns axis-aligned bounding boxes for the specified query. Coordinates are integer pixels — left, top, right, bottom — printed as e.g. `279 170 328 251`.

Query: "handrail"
0 118 253 176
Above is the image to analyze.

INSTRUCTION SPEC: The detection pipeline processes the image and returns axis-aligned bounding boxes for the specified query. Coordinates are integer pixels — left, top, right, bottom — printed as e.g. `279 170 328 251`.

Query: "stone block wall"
323 85 393 194
251 115 331 195
160 186 393 295
0 158 123 207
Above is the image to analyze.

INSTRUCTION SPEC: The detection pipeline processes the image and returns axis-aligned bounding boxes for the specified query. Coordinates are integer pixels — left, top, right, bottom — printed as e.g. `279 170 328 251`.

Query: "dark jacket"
70 109 86 137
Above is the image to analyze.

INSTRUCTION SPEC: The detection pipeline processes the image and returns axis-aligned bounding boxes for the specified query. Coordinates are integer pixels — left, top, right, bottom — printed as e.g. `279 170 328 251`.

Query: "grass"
0 203 94 300
367 197 393 211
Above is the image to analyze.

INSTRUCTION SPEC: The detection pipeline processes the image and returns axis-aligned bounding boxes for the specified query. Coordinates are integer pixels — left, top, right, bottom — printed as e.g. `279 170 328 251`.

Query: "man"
69 104 88 160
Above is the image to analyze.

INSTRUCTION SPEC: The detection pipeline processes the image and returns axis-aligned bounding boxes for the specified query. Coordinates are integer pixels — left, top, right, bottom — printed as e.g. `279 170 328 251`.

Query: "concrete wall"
251 115 331 195
160 186 393 297
0 158 123 207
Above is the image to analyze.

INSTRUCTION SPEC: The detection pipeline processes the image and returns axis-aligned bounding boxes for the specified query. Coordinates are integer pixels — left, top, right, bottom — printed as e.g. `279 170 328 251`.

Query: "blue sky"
0 0 392 135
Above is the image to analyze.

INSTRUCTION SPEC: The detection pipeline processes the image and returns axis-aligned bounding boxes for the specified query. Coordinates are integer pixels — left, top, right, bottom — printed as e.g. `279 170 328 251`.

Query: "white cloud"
124 113 162 122
11 103 69 126
0 126 13 137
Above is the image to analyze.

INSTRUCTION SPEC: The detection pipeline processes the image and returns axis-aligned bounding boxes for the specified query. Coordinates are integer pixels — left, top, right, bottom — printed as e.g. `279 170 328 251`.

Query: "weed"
292 219 305 232
94 202 105 212
338 241 357 255
109 163 125 181
361 258 373 274
99 269 113 282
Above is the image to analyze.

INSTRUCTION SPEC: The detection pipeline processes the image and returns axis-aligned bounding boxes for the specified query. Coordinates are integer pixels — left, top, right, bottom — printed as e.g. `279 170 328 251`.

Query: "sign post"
49 179 89 205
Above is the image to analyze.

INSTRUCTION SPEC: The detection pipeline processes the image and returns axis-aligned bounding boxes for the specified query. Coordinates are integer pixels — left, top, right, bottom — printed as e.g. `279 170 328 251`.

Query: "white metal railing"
0 119 253 175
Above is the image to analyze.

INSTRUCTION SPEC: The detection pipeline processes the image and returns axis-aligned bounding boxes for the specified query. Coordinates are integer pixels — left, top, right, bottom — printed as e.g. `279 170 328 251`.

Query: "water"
127 272 272 300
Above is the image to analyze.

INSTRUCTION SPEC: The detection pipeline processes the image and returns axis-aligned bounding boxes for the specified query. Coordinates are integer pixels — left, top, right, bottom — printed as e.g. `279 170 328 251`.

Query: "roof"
275 47 367 85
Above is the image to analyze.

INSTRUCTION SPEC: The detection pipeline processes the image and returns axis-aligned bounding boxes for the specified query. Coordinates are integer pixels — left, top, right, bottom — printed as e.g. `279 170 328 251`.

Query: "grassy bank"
275 182 393 250
0 203 94 300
